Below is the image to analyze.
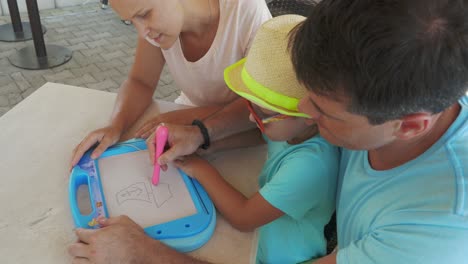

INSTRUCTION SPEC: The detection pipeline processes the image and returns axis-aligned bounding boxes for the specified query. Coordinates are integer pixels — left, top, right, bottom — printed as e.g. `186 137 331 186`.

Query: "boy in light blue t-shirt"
174 15 339 264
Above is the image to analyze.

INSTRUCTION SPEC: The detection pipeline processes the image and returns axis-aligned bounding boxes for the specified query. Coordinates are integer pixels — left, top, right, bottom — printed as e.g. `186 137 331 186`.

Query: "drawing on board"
98 150 198 228
116 181 173 208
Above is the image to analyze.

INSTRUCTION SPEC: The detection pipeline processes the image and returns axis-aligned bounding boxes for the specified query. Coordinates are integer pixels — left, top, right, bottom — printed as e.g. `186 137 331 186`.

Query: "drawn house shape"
116 182 151 205
116 182 173 208
151 183 173 208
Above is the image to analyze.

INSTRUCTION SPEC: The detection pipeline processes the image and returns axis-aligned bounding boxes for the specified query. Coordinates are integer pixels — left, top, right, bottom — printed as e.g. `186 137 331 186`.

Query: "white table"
0 83 266 264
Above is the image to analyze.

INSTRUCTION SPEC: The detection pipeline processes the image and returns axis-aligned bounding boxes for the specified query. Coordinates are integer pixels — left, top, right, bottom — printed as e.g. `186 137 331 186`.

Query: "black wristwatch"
191 119 210 150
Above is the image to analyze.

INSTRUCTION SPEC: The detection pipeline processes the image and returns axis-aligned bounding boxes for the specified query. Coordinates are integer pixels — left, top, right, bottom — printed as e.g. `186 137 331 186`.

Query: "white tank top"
161 0 272 107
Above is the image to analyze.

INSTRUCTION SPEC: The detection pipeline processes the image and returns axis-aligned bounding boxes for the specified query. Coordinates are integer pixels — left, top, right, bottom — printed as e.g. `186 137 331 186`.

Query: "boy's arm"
174 156 283 232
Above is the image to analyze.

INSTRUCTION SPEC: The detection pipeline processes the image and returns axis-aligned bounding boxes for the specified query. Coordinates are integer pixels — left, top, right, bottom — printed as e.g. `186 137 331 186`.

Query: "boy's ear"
393 113 432 140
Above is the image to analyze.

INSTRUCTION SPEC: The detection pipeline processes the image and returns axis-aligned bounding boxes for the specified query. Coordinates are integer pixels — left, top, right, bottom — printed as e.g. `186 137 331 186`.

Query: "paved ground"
0 3 179 117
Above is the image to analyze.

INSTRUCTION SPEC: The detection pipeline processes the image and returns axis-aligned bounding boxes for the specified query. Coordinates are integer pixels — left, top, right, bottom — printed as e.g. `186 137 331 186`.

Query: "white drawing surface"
98 150 197 228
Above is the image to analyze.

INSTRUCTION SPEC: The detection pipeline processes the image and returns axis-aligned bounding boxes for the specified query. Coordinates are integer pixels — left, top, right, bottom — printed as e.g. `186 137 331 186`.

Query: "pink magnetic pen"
152 125 169 185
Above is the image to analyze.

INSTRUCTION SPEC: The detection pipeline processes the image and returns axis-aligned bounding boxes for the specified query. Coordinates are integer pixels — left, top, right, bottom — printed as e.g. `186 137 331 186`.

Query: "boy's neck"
368 103 461 170
287 125 319 145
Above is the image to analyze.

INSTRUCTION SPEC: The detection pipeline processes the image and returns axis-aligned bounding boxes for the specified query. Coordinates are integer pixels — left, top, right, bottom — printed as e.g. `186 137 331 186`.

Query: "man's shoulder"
460 93 468 105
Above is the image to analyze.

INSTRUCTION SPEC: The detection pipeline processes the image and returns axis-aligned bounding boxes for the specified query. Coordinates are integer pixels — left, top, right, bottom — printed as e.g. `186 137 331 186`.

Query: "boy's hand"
173 154 216 181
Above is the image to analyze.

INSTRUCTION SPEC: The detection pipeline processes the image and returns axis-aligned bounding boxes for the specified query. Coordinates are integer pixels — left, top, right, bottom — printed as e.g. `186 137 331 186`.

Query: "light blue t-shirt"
257 135 339 264
336 95 468 264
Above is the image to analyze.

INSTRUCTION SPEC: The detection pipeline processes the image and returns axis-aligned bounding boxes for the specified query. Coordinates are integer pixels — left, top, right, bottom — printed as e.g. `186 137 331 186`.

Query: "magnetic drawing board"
98 150 197 228
69 138 216 252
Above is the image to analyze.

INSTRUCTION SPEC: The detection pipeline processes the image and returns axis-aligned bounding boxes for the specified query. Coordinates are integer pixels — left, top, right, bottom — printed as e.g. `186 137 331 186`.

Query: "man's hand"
68 216 210 264
68 216 158 264
146 123 204 169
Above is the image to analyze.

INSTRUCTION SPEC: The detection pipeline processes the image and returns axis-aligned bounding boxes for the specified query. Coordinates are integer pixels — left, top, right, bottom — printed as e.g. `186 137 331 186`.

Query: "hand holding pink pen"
152 125 169 185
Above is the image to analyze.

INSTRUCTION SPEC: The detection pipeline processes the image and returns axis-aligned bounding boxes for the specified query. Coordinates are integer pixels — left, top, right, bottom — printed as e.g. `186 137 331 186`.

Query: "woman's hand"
135 115 163 139
70 125 123 170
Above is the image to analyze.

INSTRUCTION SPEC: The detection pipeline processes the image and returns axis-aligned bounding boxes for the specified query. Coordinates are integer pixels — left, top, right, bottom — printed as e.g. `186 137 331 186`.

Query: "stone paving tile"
0 83 20 96
10 72 32 92
43 70 76 82
91 68 121 82
87 79 118 90
61 73 97 87
0 95 8 107
0 3 179 118
115 65 132 75
21 86 40 99
70 64 101 77
8 93 23 106
95 58 125 71
0 107 9 116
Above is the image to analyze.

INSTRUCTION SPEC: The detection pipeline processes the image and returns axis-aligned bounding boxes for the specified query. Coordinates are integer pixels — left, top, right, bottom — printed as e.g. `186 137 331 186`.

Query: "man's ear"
393 113 432 140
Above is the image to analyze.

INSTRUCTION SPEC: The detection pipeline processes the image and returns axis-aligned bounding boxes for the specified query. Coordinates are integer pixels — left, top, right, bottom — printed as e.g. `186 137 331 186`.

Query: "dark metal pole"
8 0 72 69
25 0 47 58
7 0 23 33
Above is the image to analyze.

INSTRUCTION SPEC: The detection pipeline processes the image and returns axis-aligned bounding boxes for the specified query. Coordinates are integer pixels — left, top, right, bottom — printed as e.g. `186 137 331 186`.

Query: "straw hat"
224 15 309 117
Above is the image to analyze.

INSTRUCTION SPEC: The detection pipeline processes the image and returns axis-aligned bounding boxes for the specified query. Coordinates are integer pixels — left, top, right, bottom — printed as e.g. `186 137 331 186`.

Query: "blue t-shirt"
336 95 468 264
257 135 339 264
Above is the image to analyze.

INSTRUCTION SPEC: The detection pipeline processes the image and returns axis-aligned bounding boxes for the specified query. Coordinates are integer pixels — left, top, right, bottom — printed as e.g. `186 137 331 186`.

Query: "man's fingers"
158 146 180 165
68 241 91 258
98 215 127 227
97 216 122 227
75 228 96 244
98 216 143 232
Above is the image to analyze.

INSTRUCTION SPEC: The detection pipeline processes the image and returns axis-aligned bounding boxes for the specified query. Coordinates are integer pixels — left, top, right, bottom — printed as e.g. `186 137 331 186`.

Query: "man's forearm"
204 98 255 141
206 128 264 153
159 105 224 125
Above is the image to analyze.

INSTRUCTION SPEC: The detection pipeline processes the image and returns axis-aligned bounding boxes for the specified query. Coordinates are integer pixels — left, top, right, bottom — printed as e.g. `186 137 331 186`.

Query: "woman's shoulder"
221 0 270 14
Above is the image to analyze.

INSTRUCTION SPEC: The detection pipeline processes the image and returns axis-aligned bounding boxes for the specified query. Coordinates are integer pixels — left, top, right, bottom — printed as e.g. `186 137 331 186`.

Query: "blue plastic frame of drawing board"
69 138 216 252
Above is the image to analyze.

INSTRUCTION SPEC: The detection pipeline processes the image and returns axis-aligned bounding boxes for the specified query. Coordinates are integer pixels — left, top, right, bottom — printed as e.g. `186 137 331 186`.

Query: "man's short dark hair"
290 0 468 124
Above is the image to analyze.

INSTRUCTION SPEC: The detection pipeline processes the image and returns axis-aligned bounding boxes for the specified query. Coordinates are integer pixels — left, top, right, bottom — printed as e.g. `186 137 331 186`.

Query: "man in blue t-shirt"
290 0 468 263
67 1 468 263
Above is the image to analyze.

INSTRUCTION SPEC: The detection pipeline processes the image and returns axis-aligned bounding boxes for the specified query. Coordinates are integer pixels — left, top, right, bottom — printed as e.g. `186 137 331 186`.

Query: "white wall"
0 0 100 16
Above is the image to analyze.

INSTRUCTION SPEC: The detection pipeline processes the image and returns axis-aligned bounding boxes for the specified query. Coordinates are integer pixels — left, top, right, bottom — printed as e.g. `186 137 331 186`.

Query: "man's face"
298 91 399 150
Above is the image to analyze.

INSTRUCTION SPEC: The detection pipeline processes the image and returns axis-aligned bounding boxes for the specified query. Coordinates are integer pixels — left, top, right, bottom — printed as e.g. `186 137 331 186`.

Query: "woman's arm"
70 36 166 166
110 36 166 132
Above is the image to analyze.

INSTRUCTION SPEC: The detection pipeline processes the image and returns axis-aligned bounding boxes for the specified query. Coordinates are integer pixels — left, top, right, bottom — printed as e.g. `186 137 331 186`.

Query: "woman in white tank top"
70 0 271 167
